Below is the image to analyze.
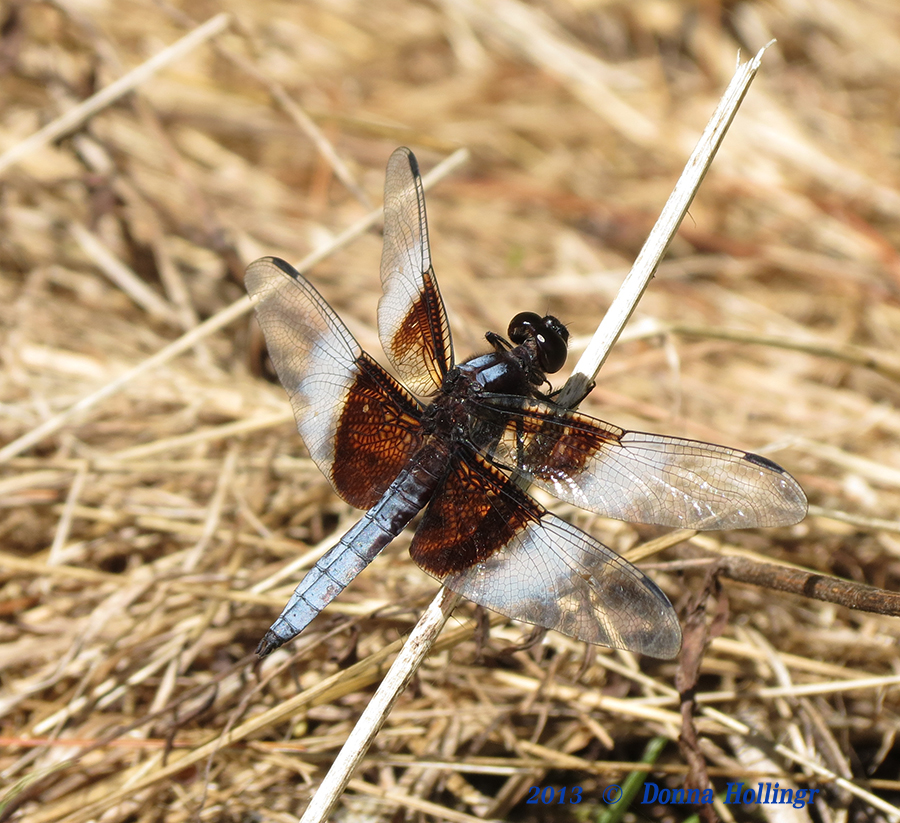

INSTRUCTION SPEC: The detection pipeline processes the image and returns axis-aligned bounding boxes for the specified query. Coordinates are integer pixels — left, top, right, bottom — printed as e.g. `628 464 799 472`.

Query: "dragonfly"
245 147 807 659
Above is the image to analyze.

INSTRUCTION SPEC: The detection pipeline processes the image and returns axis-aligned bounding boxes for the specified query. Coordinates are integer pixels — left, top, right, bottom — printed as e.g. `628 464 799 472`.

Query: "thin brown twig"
717 555 900 617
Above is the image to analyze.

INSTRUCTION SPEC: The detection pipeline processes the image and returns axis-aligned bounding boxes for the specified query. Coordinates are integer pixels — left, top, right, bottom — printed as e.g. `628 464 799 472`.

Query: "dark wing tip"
404 148 421 177
391 146 419 175
630 577 683 659
742 452 808 526
268 256 301 280
647 624 683 660
743 451 786 473
245 256 301 287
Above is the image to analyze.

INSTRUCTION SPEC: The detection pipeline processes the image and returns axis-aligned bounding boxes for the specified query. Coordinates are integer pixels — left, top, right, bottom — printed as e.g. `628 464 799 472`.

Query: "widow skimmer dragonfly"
246 147 807 660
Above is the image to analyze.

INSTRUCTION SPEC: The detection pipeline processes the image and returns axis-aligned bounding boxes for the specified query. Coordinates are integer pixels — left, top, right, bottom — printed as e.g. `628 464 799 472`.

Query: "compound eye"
507 311 542 344
535 315 568 373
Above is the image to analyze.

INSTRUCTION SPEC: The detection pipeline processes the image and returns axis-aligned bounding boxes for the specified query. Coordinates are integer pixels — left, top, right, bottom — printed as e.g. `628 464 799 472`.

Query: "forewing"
378 147 453 395
473 396 807 530
246 256 424 509
409 451 682 658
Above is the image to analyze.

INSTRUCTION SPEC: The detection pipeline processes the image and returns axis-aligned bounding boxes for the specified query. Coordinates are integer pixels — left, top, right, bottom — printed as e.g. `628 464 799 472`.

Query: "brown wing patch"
385 266 453 396
478 399 622 481
331 353 424 509
517 411 622 481
410 451 542 577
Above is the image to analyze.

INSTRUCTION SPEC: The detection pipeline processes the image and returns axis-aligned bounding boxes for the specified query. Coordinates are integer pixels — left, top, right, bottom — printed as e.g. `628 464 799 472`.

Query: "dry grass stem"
0 13 231 175
559 44 771 408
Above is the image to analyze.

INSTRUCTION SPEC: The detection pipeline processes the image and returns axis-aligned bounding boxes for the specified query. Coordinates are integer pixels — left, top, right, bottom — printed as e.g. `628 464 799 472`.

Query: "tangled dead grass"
2 1 900 822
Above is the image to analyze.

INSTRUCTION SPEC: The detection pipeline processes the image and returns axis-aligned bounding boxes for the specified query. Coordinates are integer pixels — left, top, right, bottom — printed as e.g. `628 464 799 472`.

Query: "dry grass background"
2 1 900 821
